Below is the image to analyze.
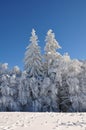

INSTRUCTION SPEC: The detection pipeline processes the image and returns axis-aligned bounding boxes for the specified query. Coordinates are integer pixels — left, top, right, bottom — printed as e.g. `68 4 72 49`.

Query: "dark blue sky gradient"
0 0 86 69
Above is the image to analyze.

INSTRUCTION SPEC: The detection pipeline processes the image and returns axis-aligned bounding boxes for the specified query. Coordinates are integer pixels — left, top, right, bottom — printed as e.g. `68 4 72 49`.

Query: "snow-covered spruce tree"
24 29 43 111
78 61 86 111
0 73 15 111
24 29 43 78
42 30 62 112
44 29 61 76
0 63 11 111
47 52 71 112
55 53 71 112
66 59 82 112
18 71 29 111
9 66 21 111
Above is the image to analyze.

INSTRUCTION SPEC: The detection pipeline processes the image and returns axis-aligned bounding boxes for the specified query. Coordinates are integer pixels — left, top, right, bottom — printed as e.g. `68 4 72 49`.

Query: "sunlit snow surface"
0 113 86 130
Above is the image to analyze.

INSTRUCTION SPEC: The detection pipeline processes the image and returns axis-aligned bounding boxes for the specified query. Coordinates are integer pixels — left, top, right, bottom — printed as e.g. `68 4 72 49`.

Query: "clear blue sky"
0 0 86 69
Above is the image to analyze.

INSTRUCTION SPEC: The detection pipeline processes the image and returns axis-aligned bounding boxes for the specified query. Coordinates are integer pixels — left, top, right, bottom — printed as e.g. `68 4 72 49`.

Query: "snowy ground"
0 112 86 130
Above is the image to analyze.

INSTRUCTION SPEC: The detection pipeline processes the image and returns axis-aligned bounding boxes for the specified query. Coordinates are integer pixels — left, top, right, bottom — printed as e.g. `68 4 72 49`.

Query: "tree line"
0 29 86 112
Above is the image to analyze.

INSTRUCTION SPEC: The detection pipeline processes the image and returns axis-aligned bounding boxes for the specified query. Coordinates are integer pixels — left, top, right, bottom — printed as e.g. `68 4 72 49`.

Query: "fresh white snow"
0 113 86 130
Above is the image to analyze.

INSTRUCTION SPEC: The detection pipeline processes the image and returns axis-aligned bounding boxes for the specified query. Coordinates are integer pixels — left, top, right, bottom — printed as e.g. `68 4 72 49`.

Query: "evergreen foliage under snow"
0 29 86 112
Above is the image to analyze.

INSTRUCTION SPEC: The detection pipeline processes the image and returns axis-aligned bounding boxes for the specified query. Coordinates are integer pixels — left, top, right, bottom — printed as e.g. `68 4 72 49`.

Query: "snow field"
0 112 86 130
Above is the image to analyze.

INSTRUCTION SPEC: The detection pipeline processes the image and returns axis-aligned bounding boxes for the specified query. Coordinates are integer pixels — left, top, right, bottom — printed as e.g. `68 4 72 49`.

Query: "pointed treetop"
30 29 38 44
31 29 36 36
47 29 61 49
47 29 53 35
47 29 55 41
45 29 61 54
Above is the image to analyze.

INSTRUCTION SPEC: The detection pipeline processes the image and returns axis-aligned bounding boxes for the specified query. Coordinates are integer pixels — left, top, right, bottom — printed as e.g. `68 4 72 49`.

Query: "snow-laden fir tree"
48 53 71 112
44 29 61 75
45 29 61 55
42 30 62 112
66 59 82 112
24 29 43 79
78 61 86 111
24 29 43 111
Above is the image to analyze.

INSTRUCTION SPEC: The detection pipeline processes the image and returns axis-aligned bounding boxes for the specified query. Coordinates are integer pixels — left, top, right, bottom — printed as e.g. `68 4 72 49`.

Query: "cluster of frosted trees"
0 29 86 112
